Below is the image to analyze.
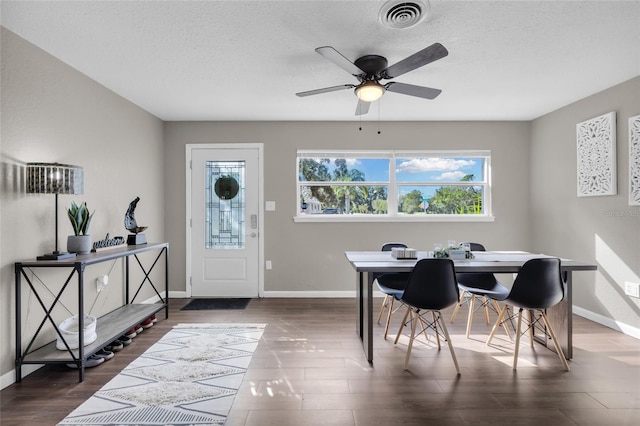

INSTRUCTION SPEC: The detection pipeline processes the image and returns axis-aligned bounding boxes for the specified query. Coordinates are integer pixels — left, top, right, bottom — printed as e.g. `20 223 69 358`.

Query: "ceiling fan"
295 43 448 115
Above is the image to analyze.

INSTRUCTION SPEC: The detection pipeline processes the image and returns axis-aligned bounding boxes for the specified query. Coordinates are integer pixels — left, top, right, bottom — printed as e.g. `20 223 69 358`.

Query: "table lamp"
26 162 84 260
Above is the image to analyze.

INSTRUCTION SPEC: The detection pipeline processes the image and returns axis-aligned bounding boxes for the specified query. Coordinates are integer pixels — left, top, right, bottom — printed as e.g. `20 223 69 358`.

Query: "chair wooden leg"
513 308 523 370
450 290 467 322
487 305 508 345
404 310 418 370
494 300 512 341
383 297 395 339
465 295 475 338
394 306 411 344
541 311 570 371
437 312 461 375
377 294 390 324
483 297 491 324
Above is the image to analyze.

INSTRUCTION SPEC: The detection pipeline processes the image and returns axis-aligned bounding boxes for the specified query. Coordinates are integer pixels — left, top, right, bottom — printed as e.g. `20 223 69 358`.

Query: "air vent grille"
379 1 428 29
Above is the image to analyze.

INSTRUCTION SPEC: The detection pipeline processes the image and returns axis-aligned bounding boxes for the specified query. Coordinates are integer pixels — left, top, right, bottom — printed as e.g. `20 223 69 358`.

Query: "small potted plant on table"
67 201 94 254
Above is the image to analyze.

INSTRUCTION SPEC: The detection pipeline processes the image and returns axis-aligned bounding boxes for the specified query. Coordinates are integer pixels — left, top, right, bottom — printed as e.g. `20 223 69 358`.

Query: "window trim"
294 149 494 223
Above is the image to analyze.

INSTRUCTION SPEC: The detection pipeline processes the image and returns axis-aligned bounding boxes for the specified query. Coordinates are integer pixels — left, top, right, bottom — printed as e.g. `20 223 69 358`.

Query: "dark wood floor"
1 298 639 425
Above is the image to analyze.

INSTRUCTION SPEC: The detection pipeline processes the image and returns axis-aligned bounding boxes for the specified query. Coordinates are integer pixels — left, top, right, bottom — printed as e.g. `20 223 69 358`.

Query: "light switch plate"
624 281 640 298
266 201 276 211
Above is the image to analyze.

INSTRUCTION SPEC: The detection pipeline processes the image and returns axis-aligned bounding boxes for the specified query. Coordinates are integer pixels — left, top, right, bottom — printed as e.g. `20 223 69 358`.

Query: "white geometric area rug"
58 323 266 426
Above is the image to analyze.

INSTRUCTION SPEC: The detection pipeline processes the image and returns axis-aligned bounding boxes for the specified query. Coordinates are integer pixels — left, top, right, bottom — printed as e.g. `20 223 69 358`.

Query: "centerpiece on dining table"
390 247 417 259
433 244 475 259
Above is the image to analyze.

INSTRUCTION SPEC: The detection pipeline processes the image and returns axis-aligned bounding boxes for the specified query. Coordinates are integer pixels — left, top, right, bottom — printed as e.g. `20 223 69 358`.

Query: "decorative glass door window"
205 161 245 249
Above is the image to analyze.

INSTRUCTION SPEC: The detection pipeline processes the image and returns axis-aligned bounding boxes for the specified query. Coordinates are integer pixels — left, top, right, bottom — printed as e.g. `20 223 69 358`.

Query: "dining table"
345 250 597 363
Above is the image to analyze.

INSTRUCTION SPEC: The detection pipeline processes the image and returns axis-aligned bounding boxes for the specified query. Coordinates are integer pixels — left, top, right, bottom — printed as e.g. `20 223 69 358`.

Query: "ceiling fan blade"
385 82 442 99
355 100 370 116
315 46 364 76
296 84 355 97
383 43 448 79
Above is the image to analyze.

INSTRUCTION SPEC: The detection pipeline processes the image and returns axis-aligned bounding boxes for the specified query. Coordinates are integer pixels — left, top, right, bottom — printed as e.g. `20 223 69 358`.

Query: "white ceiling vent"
379 0 429 29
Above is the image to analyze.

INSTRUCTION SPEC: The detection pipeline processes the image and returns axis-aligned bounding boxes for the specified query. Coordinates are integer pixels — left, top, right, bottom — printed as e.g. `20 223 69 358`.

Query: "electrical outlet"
96 275 109 292
265 260 272 270
624 281 640 298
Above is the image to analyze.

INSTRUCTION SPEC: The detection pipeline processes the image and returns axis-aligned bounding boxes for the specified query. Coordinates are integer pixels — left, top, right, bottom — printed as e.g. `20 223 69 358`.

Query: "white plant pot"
67 235 92 254
448 249 467 260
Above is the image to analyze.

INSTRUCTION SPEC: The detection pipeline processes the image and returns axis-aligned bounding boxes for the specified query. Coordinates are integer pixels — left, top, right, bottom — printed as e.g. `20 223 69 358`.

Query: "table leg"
532 271 572 359
547 271 572 359
15 265 22 383
164 246 170 319
366 271 374 362
77 264 85 382
357 271 374 363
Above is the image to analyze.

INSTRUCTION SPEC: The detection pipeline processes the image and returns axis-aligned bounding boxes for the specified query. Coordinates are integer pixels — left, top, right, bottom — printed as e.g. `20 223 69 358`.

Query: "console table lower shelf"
19 304 163 368
15 242 169 383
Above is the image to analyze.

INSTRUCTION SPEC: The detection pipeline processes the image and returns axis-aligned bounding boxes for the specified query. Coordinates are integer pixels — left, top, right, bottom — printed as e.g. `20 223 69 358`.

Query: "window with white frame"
296 150 492 221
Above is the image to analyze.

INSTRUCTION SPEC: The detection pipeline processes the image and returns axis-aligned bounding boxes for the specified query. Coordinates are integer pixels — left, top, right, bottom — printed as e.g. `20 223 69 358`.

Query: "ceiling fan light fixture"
355 81 385 102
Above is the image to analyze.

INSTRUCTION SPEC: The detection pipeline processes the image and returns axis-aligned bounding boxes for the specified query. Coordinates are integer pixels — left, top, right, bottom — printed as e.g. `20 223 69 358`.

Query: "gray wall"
164 121 532 294
0 28 165 382
2 23 638 388
531 76 640 330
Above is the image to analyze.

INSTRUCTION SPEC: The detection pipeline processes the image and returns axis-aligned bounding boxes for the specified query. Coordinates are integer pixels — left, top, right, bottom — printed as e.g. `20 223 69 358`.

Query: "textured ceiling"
1 0 639 121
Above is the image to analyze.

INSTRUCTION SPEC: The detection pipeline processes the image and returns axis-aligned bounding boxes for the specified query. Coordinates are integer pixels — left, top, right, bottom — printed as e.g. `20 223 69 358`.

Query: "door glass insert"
205 161 245 249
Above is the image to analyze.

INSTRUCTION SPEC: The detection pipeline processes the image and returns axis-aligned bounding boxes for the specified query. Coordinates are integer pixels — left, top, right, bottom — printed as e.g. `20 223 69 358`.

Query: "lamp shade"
355 81 385 103
26 163 84 195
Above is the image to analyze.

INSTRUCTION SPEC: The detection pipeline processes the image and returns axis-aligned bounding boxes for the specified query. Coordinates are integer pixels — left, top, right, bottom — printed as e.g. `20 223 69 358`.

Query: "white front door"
189 145 262 297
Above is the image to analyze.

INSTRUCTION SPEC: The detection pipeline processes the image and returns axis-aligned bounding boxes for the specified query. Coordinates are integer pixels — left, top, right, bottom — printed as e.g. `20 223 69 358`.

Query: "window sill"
293 214 496 223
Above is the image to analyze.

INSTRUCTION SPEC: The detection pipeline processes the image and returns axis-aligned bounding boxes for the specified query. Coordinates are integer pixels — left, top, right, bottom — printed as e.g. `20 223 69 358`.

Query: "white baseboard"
169 291 385 298
573 305 640 339
171 291 386 299
0 364 43 390
261 291 387 298
262 291 356 298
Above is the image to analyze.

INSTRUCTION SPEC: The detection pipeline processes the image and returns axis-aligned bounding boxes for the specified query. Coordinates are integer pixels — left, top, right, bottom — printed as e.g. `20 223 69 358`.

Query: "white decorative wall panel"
629 115 640 206
576 112 617 197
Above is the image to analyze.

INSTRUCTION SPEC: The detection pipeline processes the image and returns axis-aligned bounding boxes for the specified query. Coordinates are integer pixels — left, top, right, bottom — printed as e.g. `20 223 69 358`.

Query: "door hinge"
190 276 192 285
190 218 192 227
189 160 192 169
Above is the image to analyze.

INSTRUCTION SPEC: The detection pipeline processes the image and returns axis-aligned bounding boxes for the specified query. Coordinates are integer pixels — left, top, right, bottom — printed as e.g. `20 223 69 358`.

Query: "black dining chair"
375 242 411 339
450 242 512 338
393 258 461 374
485 257 570 371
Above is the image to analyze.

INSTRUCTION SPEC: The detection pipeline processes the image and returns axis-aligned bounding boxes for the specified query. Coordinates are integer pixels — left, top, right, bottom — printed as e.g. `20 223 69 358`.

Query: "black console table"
14 242 169 382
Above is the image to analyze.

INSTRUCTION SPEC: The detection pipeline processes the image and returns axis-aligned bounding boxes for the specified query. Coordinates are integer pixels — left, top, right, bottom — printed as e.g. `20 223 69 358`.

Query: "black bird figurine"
124 197 147 245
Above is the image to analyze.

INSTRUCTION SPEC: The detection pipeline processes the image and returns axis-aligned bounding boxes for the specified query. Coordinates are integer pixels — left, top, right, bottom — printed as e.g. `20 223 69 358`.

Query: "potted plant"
66 201 94 254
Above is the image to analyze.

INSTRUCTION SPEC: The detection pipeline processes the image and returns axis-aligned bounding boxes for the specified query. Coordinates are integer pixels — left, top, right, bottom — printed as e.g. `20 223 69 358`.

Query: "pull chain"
377 100 381 134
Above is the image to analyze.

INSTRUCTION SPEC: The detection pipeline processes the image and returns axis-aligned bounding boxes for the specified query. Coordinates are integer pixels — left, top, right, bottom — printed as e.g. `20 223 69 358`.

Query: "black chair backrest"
507 258 564 309
465 242 486 251
374 243 409 281
456 242 499 290
401 259 460 310
382 242 408 251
